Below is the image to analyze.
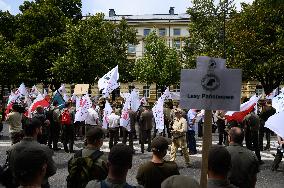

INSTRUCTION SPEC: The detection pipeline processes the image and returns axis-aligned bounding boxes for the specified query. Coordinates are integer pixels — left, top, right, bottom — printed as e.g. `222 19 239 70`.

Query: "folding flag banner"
272 93 284 113
225 95 261 122
103 100 113 129
63 93 70 102
265 111 284 139
130 89 140 112
28 94 50 117
120 94 131 130
30 85 40 98
74 94 92 122
98 65 119 98
52 91 65 110
152 87 171 132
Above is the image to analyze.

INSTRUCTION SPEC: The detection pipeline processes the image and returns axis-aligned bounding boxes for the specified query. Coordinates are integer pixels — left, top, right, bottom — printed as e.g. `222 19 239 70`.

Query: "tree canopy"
52 14 138 84
186 0 284 94
133 31 182 87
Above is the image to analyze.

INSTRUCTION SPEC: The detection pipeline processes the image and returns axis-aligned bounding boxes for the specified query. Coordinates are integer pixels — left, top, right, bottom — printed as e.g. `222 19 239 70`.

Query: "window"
127 44 136 54
157 87 162 98
172 84 180 92
144 28 151 36
143 85 150 98
173 39 181 50
159 28 166 36
173 28 181 36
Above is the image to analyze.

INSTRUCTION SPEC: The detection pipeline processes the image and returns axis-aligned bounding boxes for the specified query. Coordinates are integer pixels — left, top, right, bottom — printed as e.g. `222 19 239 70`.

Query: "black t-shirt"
136 161 179 188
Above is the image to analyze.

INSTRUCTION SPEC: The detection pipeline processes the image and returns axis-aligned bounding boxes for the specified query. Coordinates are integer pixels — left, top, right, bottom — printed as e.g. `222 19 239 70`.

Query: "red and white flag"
75 94 92 122
225 95 261 122
28 94 50 117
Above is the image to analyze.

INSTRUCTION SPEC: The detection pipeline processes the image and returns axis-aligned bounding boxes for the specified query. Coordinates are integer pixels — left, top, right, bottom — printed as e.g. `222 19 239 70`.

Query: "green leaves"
133 31 182 87
51 15 138 84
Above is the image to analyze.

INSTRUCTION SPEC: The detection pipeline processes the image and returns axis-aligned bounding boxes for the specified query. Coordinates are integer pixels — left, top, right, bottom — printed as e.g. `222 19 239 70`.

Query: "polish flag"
225 95 261 123
28 94 50 117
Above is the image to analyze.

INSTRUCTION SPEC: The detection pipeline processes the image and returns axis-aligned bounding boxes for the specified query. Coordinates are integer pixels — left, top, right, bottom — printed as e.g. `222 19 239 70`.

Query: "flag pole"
200 110 212 188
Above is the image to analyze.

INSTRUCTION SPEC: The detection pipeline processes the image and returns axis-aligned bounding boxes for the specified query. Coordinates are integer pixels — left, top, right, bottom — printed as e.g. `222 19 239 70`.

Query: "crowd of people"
0 96 283 188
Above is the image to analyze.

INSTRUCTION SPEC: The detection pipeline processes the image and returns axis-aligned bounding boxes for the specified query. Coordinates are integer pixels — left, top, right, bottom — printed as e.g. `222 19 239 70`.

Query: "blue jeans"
187 130 197 153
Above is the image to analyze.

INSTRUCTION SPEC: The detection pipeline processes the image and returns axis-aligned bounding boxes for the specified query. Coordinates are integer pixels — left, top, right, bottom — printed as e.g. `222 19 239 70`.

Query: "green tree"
15 0 70 85
0 11 18 41
184 0 236 66
227 0 284 94
133 31 182 91
0 35 25 89
52 14 138 84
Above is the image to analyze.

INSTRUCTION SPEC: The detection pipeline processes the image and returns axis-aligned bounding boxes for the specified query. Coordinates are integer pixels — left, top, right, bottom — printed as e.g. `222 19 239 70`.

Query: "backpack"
61 110 71 125
66 149 107 188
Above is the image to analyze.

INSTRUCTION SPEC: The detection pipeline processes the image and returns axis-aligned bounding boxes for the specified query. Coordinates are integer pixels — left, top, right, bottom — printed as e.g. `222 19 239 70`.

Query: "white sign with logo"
180 56 242 111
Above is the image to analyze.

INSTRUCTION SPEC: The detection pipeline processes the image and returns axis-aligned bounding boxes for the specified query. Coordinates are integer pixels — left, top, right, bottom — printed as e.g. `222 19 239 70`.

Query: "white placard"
180 56 242 111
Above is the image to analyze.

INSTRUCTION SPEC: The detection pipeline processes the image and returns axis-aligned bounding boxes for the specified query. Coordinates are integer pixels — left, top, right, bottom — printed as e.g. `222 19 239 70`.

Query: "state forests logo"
201 74 220 91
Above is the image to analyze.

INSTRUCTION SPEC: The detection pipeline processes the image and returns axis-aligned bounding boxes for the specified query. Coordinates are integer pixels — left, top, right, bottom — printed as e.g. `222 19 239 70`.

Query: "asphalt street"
1 124 284 188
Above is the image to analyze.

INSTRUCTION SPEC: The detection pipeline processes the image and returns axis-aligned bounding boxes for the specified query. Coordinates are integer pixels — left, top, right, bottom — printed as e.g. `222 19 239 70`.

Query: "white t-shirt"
85 108 99 125
108 113 120 128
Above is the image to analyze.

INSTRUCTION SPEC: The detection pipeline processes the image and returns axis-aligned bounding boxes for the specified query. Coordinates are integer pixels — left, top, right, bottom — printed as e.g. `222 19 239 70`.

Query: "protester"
226 127 259 188
8 118 56 188
61 102 75 153
108 108 120 149
136 136 179 188
208 145 237 188
33 105 50 145
86 143 142 188
215 110 226 145
122 108 136 153
6 103 24 144
243 109 263 164
259 100 276 150
14 149 48 188
85 103 99 133
271 134 284 171
46 101 61 150
67 127 108 188
161 175 200 188
170 108 190 167
187 109 197 155
163 102 173 138
139 105 153 153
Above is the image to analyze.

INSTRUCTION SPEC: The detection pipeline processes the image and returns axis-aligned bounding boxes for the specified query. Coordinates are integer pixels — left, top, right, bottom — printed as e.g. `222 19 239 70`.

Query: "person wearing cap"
170 108 191 167
8 118 56 188
68 127 108 182
6 103 24 144
140 105 154 153
136 136 179 188
86 144 143 188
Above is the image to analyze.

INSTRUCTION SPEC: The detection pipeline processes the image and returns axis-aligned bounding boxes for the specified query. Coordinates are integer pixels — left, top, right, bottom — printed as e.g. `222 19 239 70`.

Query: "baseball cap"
151 136 171 152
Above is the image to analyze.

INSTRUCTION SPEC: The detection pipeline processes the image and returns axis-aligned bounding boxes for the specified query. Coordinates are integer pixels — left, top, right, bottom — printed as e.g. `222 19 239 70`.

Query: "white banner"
272 93 284 113
74 94 92 122
103 100 113 129
265 111 284 139
98 66 119 98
